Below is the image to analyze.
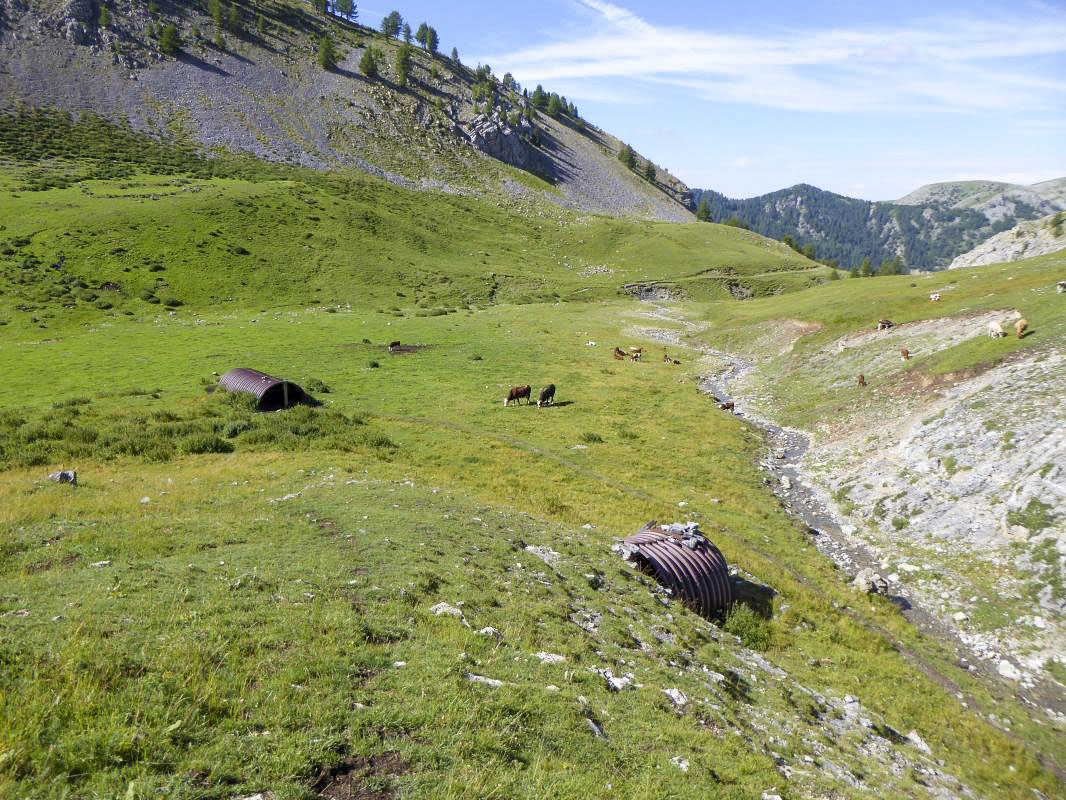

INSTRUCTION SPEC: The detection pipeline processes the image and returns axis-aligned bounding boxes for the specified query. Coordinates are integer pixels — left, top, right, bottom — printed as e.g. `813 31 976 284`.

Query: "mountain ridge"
691 178 1066 269
0 0 694 221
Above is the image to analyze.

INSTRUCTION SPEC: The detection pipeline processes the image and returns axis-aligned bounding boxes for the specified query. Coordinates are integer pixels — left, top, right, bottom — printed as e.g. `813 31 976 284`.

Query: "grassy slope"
0 165 1062 798
0 166 816 340
692 251 1066 430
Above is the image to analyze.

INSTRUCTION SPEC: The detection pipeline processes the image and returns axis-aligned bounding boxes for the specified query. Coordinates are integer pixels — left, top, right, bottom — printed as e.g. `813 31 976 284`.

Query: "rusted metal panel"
217 368 305 410
621 522 733 617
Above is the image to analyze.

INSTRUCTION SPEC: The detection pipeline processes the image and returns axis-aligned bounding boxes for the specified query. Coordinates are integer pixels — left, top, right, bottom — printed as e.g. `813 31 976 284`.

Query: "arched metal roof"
621 522 733 617
218 368 306 410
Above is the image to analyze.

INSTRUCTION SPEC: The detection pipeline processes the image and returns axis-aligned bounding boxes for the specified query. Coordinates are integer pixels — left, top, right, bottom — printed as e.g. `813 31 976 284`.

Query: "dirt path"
629 304 1066 780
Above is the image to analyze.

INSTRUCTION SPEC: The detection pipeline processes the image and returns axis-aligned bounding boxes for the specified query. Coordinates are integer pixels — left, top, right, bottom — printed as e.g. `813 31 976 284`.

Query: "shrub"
305 378 330 393
580 432 604 444
179 433 234 455
723 602 772 650
368 360 379 368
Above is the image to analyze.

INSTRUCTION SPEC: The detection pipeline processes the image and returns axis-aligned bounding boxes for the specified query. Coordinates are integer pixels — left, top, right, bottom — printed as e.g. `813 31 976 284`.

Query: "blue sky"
359 1 1066 200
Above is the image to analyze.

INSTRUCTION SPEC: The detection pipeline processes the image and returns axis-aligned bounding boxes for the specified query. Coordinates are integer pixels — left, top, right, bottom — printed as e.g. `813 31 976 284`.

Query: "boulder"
852 567 889 595
48 470 77 486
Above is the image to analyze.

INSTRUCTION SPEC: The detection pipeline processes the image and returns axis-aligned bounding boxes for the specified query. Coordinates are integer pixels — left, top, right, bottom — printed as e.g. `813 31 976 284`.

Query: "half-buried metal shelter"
620 521 733 617
218 368 307 411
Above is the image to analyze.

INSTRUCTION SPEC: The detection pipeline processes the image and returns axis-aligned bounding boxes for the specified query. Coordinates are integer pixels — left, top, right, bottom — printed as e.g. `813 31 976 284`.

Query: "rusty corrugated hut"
621 521 733 617
218 368 306 411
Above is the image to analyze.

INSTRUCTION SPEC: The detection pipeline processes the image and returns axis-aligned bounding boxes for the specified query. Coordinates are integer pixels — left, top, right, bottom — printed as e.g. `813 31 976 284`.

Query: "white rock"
89 560 112 568
997 660 1021 680
464 672 504 688
670 756 690 772
139 496 151 504
535 652 566 665
392 661 406 668
761 792 783 800
906 730 931 754
477 626 501 637
953 611 968 622
899 563 920 573
662 687 688 707
1031 616 1047 629
429 602 470 626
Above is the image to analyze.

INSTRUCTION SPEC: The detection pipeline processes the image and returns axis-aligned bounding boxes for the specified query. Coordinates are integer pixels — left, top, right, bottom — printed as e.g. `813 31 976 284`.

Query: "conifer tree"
395 42 412 87
859 256 872 277
644 160 656 182
359 45 378 77
317 33 337 70
97 4 111 27
450 47 459 66
696 197 712 221
617 143 636 169
209 0 222 27
159 22 181 54
426 26 438 53
415 22 428 47
402 22 411 43
336 0 355 20
546 93 562 117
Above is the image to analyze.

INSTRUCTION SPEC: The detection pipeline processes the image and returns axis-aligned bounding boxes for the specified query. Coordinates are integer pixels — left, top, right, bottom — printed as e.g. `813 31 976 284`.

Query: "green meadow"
1 153 1064 798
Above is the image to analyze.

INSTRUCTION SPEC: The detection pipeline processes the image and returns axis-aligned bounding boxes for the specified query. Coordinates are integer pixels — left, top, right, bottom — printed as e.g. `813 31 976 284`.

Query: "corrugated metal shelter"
621 521 733 617
218 368 307 411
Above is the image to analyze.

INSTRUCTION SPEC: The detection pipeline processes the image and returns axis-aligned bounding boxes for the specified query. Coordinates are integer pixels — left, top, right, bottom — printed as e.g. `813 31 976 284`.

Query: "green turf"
0 152 1063 798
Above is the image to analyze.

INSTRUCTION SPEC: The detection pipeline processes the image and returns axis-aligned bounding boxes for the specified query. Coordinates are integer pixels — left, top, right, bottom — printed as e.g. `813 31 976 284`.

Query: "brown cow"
388 340 402 352
858 374 867 388
900 348 910 361
504 385 531 406
1015 318 1028 339
613 347 626 360
877 319 894 330
718 401 735 411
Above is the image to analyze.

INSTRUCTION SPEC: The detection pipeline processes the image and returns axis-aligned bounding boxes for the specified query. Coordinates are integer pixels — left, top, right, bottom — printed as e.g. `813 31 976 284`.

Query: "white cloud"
482 0 1066 113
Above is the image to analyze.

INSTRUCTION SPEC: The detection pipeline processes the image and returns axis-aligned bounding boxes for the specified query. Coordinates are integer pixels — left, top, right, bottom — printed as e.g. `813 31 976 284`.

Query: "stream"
634 307 1066 721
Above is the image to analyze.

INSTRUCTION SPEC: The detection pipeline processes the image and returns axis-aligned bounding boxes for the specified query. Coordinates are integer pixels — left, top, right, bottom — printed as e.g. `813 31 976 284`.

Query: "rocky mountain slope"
0 0 693 221
895 178 1066 219
949 212 1066 269
690 178 1066 270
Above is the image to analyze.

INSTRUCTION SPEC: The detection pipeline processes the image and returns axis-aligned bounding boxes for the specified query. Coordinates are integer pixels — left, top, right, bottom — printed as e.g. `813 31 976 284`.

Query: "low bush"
723 602 773 650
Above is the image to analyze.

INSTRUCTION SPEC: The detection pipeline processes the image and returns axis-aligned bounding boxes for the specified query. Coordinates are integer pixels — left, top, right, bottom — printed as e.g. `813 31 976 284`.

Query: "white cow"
987 321 1006 338
929 293 941 302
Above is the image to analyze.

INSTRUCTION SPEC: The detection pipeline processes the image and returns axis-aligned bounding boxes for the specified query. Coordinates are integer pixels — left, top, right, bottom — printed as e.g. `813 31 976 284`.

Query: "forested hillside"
691 180 1065 269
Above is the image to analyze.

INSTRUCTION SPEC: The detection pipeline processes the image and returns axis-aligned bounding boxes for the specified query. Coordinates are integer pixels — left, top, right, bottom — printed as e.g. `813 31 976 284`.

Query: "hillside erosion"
949 212 1066 269
0 0 693 221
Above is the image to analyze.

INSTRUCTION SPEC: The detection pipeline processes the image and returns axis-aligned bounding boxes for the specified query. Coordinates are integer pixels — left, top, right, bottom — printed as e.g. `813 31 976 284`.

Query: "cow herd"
857 309 1032 389
504 384 556 407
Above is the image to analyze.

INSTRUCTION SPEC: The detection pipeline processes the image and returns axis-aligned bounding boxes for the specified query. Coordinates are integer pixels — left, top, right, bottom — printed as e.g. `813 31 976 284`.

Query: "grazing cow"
672 359 681 365
929 293 941 302
504 385 531 406
587 341 596 347
630 352 642 361
537 384 556 407
858 373 867 388
718 401 735 411
388 340 402 352
900 348 910 361
663 353 673 363
1015 318 1028 339
877 319 894 330
613 347 627 360
629 346 643 354
1057 281 1066 294
987 321 1006 338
